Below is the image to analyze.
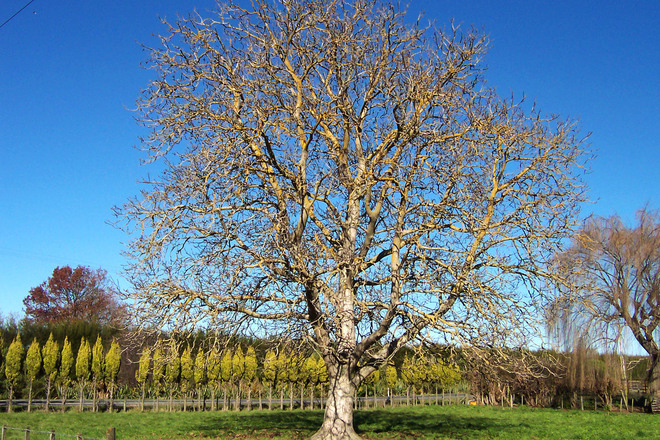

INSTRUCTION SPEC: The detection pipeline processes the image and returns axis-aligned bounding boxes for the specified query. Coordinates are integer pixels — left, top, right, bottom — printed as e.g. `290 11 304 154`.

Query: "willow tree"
118 0 588 437
550 208 660 406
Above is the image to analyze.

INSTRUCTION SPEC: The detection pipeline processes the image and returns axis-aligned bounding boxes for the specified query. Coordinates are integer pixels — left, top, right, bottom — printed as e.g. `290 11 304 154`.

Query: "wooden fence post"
1 425 6 440
106 427 115 440
76 434 82 440
25 426 30 440
49 429 56 440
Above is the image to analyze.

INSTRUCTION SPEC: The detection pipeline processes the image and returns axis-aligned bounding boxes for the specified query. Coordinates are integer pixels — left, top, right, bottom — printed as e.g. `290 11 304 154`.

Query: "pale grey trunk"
310 365 361 440
311 384 315 410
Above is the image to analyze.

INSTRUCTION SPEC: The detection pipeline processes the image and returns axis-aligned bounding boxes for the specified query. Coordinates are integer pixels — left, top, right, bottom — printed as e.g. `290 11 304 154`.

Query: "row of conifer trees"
1 332 462 413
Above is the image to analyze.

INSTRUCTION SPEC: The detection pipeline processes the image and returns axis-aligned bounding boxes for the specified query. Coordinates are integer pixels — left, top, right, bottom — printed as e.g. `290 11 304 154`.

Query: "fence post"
76 434 82 440
49 429 56 440
25 426 30 440
1 425 5 440
106 427 115 440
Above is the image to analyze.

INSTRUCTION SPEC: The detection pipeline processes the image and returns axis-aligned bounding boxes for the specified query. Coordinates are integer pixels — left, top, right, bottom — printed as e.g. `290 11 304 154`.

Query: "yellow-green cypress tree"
180 346 193 411
91 336 104 412
42 332 59 412
164 345 180 412
231 346 245 411
136 349 151 411
220 349 232 410
277 349 289 410
151 345 165 411
194 348 206 411
59 336 74 412
244 346 258 410
385 364 398 406
5 334 24 413
263 349 277 410
105 338 121 412
76 337 91 412
206 347 221 410
25 337 42 413
401 354 413 406
305 355 318 410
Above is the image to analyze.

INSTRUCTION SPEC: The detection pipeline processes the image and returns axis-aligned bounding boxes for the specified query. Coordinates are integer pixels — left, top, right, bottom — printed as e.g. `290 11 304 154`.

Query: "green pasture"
0 405 657 440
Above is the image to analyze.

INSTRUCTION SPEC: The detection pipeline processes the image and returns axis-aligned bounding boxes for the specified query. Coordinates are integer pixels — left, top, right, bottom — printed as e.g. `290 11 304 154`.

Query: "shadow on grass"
189 407 526 438
355 408 525 437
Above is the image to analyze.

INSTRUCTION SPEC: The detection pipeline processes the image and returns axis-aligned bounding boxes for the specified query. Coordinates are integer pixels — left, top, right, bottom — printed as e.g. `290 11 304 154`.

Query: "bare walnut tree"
551 209 660 406
117 1 588 438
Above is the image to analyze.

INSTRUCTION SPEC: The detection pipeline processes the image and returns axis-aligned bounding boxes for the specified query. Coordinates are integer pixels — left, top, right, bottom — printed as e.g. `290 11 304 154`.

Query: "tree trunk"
268 383 273 410
646 352 660 403
8 386 13 413
109 381 115 413
141 383 146 411
310 367 361 440
311 385 315 410
46 378 52 412
28 379 33 412
234 381 241 411
79 382 85 412
93 380 98 412
61 385 68 413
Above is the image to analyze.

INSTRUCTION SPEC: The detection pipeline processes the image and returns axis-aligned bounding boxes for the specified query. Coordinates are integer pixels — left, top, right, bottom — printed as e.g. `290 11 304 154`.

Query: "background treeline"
0 319 651 412
467 345 650 411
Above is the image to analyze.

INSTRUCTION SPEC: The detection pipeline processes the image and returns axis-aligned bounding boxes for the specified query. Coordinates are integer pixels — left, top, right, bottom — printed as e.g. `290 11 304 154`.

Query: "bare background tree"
117 0 588 438
550 208 660 409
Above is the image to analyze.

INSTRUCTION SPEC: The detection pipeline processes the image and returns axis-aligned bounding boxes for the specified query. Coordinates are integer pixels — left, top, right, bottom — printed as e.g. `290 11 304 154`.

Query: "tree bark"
268 383 273 410
646 352 660 401
310 367 360 440
28 379 33 413
46 379 52 412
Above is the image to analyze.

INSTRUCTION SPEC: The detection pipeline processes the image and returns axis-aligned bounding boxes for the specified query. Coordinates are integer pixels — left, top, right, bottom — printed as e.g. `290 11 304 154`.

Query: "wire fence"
0 426 115 440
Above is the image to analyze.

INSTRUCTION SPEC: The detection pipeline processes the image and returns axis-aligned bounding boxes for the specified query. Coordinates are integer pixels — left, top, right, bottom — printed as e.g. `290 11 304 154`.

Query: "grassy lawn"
0 405 658 440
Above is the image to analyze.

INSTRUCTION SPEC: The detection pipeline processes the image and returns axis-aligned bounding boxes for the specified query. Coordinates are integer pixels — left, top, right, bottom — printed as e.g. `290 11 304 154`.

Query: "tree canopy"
23 265 126 327
118 0 589 438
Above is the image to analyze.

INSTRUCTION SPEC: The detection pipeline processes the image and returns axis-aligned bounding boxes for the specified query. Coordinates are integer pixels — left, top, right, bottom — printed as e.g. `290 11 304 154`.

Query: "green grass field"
0 405 658 440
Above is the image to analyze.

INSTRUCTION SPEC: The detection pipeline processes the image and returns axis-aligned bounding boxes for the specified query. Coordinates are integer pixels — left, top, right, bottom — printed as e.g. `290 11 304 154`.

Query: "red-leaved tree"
23 265 126 326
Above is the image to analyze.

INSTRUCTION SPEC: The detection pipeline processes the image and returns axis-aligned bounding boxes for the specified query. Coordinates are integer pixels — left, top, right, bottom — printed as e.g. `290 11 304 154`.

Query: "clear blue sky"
1 0 658 319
